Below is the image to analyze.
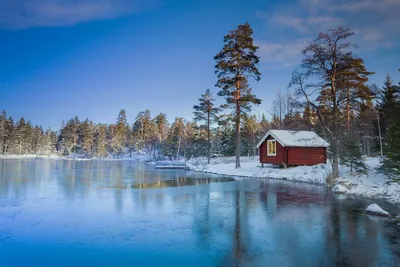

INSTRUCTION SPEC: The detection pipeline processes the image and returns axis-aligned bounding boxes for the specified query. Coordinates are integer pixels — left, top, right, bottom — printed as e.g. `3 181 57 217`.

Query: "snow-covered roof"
256 130 329 148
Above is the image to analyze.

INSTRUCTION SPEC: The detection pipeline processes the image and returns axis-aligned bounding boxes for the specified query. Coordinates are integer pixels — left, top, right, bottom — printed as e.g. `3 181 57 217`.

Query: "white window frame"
267 140 276 156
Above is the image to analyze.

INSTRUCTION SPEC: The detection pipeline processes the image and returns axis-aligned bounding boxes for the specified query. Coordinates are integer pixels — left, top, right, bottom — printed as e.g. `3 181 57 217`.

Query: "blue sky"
0 0 399 129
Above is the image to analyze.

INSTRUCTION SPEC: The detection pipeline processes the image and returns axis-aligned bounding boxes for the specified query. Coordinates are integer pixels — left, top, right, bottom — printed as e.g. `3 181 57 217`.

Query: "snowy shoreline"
187 157 400 204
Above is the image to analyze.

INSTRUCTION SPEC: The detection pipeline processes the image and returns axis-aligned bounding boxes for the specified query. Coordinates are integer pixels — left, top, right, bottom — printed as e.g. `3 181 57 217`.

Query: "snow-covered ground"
332 158 400 204
187 156 400 204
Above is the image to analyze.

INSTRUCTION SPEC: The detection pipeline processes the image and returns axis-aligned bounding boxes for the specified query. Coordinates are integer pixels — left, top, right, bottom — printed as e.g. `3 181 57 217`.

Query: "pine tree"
154 113 169 158
259 114 269 133
94 124 108 157
114 110 128 157
4 116 14 154
0 110 7 154
336 57 374 132
358 92 377 156
171 117 185 160
24 121 34 154
302 104 314 131
58 117 80 155
269 114 280 130
132 110 155 154
32 126 44 154
381 111 400 179
378 75 400 142
9 118 26 154
183 121 200 159
107 124 117 154
193 89 219 163
340 133 367 174
79 119 94 157
42 128 56 155
381 73 400 179
241 114 259 156
216 114 235 156
291 112 303 131
215 22 261 168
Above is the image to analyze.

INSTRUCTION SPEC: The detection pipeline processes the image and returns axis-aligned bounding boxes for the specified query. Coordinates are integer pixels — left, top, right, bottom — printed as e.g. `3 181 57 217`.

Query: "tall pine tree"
214 22 261 168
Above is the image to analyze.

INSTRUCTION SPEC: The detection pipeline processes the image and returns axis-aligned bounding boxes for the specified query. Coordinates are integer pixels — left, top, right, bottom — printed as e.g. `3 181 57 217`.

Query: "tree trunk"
235 103 241 169
332 140 339 178
331 78 339 178
347 88 351 131
253 133 256 157
177 136 181 160
207 111 211 164
377 113 384 157
73 131 77 154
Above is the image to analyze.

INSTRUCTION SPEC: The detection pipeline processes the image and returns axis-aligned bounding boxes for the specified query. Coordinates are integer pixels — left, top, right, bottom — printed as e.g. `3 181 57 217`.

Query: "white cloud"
257 39 309 68
331 0 400 12
269 14 342 33
0 0 157 29
256 0 400 67
270 16 308 32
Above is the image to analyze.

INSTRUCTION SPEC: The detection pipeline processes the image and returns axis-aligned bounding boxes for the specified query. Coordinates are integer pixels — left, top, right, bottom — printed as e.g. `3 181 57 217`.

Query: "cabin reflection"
260 183 328 214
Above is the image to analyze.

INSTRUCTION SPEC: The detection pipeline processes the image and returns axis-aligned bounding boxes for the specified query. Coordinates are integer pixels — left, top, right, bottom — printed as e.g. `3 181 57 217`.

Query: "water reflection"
107 177 236 189
0 159 399 267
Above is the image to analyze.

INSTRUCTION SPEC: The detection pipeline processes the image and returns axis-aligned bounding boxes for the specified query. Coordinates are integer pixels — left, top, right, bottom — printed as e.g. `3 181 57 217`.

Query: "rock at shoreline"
365 204 390 217
332 184 348 194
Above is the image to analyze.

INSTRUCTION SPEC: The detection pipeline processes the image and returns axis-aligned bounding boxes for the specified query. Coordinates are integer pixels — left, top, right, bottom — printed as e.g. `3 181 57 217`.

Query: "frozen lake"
0 159 399 266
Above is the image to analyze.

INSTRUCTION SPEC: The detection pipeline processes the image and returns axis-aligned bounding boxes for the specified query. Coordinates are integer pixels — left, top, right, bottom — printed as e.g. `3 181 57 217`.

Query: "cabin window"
267 140 276 156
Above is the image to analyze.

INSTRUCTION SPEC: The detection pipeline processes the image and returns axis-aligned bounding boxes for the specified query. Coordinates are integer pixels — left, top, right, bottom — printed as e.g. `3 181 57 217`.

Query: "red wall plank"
287 147 326 165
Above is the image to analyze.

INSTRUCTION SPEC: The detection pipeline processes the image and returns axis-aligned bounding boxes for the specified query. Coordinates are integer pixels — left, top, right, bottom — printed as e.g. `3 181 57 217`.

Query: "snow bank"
330 158 400 203
365 204 390 217
190 159 329 185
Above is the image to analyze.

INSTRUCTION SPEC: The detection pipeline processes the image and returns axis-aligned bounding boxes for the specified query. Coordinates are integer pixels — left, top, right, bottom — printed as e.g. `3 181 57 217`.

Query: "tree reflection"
131 177 235 189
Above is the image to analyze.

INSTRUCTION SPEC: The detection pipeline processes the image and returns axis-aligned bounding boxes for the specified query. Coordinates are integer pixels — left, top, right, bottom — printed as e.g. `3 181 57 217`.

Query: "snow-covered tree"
94 124 108 157
79 119 94 157
112 110 128 157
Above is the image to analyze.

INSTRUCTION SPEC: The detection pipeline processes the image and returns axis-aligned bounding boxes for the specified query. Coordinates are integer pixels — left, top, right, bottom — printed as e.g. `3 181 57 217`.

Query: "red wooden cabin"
257 130 329 167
